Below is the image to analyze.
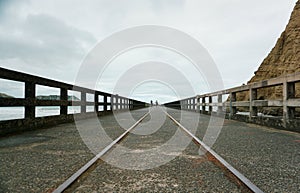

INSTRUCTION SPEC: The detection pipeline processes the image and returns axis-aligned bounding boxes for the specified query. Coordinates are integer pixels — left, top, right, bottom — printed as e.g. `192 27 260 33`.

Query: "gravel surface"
0 107 299 192
168 108 300 193
72 107 243 192
0 109 146 193
0 122 93 193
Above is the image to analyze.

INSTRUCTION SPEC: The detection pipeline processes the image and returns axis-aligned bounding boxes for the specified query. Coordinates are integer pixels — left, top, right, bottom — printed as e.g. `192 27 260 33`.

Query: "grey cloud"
0 13 96 64
0 0 28 18
0 0 298 103
0 6 97 83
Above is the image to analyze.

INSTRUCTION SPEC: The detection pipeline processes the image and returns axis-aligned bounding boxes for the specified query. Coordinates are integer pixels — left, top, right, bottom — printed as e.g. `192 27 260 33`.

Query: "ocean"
0 106 81 121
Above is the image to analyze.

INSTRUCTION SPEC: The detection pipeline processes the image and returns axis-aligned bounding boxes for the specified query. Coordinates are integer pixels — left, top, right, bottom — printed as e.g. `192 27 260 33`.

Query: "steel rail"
164 110 264 193
53 110 150 193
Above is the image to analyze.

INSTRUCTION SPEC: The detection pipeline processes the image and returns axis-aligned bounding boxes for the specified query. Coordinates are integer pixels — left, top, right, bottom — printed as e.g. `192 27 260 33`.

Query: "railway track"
164 110 264 193
53 107 264 193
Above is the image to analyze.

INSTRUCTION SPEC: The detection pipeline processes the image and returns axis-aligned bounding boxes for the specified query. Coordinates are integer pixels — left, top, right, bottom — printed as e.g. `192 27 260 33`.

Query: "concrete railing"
0 67 146 136
165 73 300 132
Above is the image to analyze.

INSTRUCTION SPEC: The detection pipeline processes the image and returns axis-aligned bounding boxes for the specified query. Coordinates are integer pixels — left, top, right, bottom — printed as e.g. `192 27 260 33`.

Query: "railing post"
217 94 222 115
249 88 258 119
229 92 237 119
283 80 295 127
60 88 68 115
202 97 205 114
111 95 115 110
94 92 99 113
25 82 35 119
103 95 108 111
197 97 200 113
81 91 86 113
288 82 296 118
129 100 132 110
186 100 188 110
208 96 212 114
116 95 119 110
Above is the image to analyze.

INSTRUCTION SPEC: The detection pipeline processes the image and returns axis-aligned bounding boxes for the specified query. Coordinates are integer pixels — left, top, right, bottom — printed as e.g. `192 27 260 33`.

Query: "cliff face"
238 0 300 106
250 0 300 86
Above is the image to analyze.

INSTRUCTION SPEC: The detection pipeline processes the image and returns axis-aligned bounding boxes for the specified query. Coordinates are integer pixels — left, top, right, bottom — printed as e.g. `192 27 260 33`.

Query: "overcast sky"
0 0 297 103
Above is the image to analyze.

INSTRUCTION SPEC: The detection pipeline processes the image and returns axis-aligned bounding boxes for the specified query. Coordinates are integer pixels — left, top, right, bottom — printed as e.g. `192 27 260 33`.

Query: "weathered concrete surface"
0 107 299 192
170 109 300 193
72 107 243 192
226 114 300 133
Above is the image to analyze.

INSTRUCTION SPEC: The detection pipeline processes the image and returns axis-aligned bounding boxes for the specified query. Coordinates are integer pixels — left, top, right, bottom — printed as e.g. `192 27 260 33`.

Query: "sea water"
0 106 81 121
0 107 24 121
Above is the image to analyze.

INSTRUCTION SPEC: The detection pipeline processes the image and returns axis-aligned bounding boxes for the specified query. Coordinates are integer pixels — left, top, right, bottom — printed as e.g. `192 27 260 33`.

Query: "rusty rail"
164 110 264 193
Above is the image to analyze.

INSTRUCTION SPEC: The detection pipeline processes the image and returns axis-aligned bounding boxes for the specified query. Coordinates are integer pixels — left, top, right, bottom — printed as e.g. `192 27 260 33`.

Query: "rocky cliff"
250 0 300 85
238 0 300 112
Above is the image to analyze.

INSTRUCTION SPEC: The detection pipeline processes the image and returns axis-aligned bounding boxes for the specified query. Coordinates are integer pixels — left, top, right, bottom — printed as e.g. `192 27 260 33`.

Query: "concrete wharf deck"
0 107 299 192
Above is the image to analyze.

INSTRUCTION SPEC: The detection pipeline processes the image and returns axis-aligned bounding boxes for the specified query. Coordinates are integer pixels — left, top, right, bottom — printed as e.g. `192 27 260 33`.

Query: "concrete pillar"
60 88 68 115
81 91 86 113
230 92 237 118
217 94 223 115
250 88 258 118
208 96 212 114
288 82 296 118
103 95 107 111
196 97 200 113
120 98 123 110
125 99 128 109
129 100 132 110
283 81 295 127
116 96 119 110
111 95 114 110
201 97 205 114
94 92 99 113
25 82 35 119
